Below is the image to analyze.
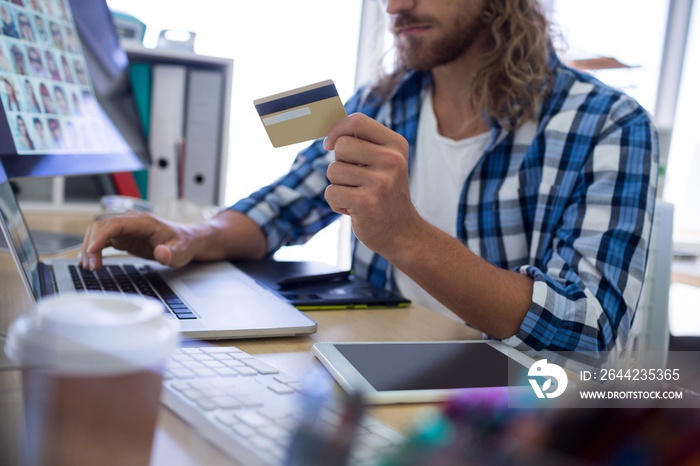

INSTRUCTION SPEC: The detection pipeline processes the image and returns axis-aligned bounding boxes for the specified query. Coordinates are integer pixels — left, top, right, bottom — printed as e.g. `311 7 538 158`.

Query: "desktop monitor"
0 0 149 178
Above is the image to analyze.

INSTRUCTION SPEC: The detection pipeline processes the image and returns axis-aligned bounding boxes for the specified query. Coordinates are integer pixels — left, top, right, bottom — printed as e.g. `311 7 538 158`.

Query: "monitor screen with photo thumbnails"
0 0 149 178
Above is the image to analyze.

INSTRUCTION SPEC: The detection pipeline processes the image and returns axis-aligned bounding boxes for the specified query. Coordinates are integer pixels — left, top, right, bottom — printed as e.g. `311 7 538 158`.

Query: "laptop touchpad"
179 278 260 299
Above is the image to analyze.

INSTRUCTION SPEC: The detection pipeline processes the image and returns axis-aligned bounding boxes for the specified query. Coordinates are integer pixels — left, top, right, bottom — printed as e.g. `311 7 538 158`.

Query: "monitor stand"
29 229 84 255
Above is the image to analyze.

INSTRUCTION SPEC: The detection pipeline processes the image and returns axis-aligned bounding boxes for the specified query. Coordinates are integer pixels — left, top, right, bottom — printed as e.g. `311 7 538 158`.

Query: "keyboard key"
234 367 258 377
202 361 226 369
182 389 204 401
170 380 191 391
181 361 206 369
190 353 215 361
243 359 280 375
234 411 271 429
234 394 264 408
215 411 239 427
210 353 235 361
230 423 256 438
213 367 239 377
169 367 196 379
171 307 194 315
199 387 226 398
192 368 218 378
211 395 241 409
168 302 189 310
267 382 295 395
171 353 195 362
196 398 218 411
273 374 298 385
223 360 245 368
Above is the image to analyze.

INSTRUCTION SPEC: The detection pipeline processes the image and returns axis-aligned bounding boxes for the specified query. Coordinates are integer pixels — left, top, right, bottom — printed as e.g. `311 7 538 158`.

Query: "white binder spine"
182 69 224 206
148 64 187 202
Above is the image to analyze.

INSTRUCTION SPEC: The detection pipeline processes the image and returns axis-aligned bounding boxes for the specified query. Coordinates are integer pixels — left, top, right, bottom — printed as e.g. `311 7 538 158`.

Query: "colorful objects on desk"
285 367 365 466
377 390 531 466
378 389 700 466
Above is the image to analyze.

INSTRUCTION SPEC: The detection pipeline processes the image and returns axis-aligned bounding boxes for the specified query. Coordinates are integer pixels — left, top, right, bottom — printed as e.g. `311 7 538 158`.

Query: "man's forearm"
191 210 267 262
385 220 533 339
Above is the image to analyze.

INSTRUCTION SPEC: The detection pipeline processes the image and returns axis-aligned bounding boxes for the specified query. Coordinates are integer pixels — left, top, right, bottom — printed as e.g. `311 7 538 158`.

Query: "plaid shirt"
231 56 658 355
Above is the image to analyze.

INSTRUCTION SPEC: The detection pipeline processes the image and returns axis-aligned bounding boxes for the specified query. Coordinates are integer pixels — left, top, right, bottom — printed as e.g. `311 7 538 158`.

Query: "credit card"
254 79 346 148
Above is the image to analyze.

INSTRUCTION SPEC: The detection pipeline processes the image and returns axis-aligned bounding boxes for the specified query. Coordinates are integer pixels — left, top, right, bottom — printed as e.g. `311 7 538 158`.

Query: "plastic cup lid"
5 292 180 375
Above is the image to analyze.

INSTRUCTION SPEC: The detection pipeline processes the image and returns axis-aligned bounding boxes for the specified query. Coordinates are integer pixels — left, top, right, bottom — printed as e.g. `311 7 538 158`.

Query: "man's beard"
394 10 486 71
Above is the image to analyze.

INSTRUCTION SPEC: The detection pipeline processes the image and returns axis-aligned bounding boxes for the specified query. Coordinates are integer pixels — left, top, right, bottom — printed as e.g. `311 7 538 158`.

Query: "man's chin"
398 44 456 71
398 52 434 72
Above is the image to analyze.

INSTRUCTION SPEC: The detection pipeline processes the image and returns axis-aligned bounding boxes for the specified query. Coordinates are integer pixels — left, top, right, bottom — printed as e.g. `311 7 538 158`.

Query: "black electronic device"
236 260 411 310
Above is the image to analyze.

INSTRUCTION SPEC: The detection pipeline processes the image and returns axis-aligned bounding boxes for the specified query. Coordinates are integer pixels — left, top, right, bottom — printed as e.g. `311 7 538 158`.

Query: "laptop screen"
0 177 41 301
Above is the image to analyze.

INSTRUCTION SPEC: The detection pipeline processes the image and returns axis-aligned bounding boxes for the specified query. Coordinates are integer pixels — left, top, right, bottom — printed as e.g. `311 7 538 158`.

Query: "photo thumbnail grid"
1 0 107 154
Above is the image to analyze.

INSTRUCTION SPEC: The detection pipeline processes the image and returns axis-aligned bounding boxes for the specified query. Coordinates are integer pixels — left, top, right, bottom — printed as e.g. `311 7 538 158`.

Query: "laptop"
0 179 317 340
236 260 411 310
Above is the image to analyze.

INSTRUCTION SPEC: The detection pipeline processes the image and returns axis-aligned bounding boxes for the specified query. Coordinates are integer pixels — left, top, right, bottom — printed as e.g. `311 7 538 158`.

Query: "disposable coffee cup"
5 292 180 466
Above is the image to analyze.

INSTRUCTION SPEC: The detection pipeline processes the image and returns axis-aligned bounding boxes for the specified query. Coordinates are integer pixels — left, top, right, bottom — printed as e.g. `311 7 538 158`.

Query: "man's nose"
382 0 416 16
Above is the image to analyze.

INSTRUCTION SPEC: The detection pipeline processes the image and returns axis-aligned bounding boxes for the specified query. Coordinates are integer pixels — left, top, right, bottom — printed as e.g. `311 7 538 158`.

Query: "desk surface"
0 212 481 466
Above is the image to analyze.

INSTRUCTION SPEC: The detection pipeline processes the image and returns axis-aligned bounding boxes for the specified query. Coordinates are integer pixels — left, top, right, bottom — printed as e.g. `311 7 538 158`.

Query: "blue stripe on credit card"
254 83 339 117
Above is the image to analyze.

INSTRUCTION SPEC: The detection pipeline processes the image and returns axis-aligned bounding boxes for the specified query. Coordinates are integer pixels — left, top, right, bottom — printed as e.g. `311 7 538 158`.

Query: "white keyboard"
162 346 405 466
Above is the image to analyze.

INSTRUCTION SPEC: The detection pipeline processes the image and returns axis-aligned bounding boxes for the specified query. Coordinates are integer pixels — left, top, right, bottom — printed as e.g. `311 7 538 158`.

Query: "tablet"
312 340 537 404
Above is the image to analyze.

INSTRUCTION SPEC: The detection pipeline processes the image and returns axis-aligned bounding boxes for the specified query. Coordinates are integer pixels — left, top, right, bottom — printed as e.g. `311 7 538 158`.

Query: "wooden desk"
1 212 481 466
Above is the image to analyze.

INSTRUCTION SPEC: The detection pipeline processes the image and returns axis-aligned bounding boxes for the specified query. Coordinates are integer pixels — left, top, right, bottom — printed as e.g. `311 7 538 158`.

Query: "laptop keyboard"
163 346 405 466
68 264 197 320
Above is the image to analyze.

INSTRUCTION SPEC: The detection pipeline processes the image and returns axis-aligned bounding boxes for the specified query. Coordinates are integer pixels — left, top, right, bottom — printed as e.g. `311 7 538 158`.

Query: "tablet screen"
333 342 530 391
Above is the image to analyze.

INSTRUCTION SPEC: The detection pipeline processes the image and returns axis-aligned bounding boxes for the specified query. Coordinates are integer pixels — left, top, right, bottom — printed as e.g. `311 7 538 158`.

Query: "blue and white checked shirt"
231 56 658 355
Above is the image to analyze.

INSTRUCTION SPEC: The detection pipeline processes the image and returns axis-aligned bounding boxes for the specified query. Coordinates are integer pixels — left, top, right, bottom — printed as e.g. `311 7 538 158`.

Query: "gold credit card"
254 79 346 148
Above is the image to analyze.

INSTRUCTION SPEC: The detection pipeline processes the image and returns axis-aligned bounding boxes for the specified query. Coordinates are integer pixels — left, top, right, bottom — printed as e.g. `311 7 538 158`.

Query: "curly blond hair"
375 0 555 130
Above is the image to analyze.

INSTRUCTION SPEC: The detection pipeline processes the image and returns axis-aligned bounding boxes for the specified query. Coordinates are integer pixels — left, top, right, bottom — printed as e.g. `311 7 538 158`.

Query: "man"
80 0 657 356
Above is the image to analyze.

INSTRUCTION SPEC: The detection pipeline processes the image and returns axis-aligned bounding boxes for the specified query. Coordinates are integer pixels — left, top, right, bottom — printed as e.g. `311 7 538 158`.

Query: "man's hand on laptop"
80 212 200 271
80 210 268 271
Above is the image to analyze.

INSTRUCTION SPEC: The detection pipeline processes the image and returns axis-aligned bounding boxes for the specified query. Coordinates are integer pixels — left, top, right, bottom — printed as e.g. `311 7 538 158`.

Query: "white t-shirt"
394 91 490 321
